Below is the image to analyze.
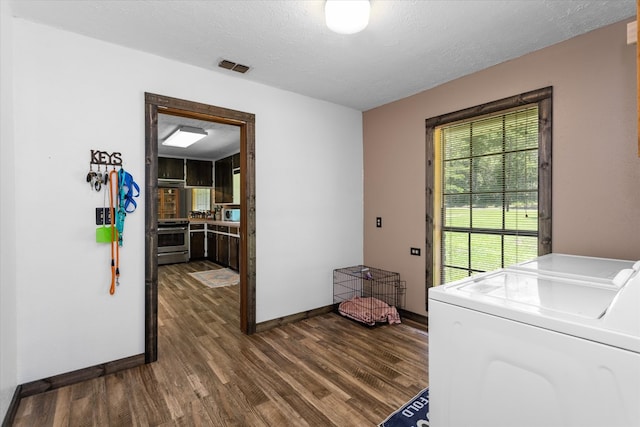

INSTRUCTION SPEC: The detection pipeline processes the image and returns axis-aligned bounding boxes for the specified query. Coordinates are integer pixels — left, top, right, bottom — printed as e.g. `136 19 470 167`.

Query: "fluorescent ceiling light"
325 0 370 35
162 126 208 148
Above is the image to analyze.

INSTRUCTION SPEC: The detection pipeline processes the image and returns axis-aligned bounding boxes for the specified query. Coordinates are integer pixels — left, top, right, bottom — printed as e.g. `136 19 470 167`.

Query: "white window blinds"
439 106 539 284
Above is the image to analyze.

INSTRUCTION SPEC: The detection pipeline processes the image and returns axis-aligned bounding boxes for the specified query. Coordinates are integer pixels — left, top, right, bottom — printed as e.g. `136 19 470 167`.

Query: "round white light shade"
325 0 370 35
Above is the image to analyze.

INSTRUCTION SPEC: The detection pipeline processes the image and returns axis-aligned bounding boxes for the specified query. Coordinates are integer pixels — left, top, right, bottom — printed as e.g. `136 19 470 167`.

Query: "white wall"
10 18 363 384
0 0 18 420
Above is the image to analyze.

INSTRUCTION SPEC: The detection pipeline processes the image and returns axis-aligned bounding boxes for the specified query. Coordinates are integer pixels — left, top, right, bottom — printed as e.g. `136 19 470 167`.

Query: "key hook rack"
86 150 124 192
90 149 123 168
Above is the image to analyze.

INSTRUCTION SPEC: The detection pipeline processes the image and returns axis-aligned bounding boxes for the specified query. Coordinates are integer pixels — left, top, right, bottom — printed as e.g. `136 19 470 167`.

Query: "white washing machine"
428 254 640 427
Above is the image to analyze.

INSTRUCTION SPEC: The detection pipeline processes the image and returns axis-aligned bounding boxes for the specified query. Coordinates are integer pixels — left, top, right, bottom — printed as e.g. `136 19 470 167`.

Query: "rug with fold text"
379 387 429 427
189 268 239 288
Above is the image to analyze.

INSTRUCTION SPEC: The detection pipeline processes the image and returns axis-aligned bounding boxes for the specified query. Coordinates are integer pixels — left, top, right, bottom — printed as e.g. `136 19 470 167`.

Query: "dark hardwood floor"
12 260 429 426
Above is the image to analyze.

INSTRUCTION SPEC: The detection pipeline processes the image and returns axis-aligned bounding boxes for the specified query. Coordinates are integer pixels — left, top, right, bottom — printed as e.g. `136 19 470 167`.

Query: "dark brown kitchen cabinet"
206 230 217 262
214 156 233 203
186 159 213 187
217 225 229 266
190 223 205 260
158 157 184 180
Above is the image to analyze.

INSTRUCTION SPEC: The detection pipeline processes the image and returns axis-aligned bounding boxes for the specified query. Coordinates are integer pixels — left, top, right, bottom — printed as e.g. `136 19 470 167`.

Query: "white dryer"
428 254 640 427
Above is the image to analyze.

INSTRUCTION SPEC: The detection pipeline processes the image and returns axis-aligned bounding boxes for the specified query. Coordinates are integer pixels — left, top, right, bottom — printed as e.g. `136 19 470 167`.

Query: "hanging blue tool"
115 167 140 246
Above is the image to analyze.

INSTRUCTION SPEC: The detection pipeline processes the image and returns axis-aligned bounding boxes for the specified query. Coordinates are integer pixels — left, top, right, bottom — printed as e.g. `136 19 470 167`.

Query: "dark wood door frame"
144 93 256 363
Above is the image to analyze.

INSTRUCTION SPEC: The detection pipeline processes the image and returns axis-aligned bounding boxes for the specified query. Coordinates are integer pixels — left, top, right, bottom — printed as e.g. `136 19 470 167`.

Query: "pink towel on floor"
338 296 401 326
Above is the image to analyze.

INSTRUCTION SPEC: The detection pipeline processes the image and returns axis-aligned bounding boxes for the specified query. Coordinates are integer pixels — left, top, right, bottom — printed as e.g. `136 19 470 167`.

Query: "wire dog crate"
333 265 406 325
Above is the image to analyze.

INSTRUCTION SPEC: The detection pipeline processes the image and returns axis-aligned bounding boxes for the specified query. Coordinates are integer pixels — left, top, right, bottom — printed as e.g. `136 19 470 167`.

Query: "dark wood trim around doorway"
144 93 256 362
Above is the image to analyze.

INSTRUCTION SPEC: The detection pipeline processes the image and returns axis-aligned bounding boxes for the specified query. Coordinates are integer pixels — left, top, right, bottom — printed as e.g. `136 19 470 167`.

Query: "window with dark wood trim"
425 88 552 295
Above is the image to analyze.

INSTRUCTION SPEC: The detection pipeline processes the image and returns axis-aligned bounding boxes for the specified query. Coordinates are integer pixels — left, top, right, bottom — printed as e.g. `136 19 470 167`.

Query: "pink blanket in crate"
338 296 401 326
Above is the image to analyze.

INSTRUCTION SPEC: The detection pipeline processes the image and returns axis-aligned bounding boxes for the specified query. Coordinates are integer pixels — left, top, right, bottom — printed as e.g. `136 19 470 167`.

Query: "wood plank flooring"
12 260 429 426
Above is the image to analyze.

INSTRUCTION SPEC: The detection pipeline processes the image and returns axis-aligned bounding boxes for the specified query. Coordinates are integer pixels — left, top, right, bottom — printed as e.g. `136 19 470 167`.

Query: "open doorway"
144 93 256 363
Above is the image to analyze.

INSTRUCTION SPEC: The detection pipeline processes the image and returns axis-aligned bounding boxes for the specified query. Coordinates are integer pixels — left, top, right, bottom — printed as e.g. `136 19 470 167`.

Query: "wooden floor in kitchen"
12 260 429 426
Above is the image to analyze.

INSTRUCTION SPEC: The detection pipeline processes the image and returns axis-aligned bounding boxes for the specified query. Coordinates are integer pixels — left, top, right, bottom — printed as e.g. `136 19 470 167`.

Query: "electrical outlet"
410 247 421 256
376 217 382 228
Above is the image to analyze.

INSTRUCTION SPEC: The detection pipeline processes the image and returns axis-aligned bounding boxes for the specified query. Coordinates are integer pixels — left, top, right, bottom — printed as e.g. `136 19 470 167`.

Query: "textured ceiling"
9 0 637 111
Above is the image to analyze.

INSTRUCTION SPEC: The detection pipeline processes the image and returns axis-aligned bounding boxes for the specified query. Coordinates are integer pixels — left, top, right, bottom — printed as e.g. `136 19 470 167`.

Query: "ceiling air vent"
218 59 250 74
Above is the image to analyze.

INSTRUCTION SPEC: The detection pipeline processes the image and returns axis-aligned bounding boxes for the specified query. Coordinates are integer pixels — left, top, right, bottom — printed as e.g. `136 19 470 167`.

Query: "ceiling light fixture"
325 0 370 35
162 126 208 148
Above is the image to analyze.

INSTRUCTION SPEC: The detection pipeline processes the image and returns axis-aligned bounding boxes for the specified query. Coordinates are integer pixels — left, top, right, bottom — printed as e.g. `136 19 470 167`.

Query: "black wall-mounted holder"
95 207 112 225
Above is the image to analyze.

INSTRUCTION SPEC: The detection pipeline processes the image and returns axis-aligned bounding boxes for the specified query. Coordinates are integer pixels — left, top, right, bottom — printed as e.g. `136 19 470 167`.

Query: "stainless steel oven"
158 220 189 265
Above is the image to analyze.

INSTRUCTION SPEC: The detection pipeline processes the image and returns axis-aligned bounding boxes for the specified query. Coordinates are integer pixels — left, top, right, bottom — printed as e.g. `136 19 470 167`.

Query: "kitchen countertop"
187 218 241 227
